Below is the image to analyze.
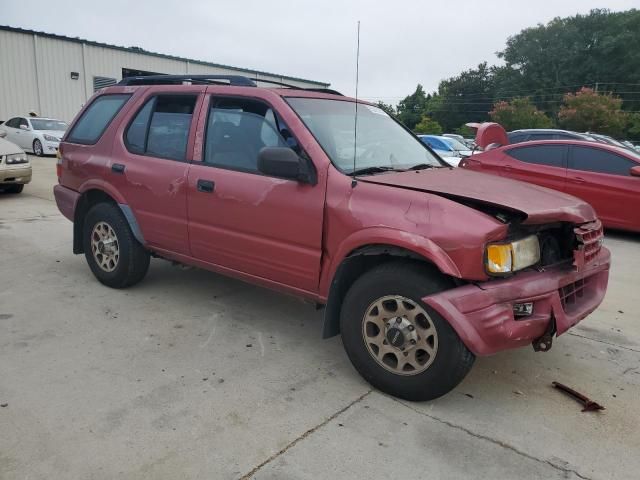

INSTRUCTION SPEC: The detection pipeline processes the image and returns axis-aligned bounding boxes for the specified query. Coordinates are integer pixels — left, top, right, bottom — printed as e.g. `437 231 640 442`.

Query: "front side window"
570 146 636 176
287 98 442 173
125 95 197 161
203 97 294 173
18 118 28 129
507 145 566 168
67 94 130 144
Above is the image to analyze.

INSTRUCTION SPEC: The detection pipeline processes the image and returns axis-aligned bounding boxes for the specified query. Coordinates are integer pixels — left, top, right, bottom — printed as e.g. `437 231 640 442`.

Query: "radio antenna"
352 20 361 186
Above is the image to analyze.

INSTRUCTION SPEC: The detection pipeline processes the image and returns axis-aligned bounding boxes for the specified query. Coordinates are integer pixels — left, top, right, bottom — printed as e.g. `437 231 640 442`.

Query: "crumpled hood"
360 168 596 225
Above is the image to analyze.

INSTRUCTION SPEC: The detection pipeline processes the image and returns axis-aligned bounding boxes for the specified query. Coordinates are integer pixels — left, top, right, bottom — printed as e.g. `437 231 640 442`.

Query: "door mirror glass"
257 147 315 184
630 166 640 177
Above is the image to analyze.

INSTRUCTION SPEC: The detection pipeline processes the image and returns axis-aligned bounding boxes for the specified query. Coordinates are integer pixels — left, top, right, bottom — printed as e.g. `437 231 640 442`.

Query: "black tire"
33 139 43 156
6 184 24 194
340 261 475 401
83 202 150 288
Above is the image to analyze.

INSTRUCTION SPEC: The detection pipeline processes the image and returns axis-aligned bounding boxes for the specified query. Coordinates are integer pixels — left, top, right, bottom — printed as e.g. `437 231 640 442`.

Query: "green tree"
375 101 396 116
496 9 640 116
396 85 429 130
454 124 475 137
489 97 553 130
413 115 443 135
558 88 627 137
627 113 640 141
430 63 496 132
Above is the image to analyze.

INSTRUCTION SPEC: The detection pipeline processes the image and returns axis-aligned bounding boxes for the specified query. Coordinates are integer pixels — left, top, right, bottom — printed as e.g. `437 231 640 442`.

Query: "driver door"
187 93 326 292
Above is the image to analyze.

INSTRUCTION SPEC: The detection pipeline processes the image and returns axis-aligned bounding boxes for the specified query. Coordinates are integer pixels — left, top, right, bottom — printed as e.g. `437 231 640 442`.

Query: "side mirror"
257 147 316 185
19 124 30 131
630 166 640 177
0 130 6 138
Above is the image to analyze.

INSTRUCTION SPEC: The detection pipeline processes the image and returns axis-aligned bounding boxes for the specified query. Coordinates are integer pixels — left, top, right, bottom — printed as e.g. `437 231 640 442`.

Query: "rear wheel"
83 202 150 288
340 261 475 401
33 139 43 156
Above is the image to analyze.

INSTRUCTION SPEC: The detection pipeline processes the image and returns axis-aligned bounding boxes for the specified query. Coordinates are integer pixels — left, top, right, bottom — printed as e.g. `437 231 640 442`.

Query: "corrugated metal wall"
0 28 326 123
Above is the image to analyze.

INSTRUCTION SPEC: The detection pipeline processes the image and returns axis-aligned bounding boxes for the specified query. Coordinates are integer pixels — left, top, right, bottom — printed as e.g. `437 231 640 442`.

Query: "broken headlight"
486 235 541 275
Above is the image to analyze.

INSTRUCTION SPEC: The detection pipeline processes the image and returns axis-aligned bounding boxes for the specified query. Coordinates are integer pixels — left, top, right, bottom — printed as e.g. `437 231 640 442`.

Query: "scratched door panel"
187 165 324 291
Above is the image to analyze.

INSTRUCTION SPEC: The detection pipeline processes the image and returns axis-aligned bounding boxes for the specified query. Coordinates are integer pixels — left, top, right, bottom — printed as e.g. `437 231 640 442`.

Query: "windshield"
442 137 469 152
30 119 68 131
287 98 442 173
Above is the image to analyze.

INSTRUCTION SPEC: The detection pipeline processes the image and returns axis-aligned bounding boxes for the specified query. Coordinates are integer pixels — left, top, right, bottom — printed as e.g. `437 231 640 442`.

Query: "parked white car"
0 131 31 193
0 116 67 156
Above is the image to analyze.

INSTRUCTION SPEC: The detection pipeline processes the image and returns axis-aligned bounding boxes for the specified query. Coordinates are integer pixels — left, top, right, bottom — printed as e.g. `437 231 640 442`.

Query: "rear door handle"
570 176 585 184
111 163 126 174
197 179 215 193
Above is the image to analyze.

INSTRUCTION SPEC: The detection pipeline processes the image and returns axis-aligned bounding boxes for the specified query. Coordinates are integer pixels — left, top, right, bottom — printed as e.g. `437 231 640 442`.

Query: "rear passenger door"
566 145 640 229
502 144 568 192
110 88 206 255
186 94 325 293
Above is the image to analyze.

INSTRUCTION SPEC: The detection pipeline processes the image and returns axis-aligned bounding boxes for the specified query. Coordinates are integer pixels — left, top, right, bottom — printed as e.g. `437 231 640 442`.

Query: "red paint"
424 247 610 355
54 86 612 356
463 123 640 232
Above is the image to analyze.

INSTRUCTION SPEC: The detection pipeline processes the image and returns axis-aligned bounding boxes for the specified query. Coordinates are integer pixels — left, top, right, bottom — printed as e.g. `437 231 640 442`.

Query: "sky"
2 0 638 103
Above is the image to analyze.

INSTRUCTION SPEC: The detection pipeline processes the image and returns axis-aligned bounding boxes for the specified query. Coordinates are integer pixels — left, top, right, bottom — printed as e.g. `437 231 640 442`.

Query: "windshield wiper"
349 166 402 176
407 163 440 171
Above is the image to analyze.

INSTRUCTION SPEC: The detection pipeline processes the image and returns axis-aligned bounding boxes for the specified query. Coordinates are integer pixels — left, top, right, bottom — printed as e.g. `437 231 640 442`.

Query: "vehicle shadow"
605 228 640 243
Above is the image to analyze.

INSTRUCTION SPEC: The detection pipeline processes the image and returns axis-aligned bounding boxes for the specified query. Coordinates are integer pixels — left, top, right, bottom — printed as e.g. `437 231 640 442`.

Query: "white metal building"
0 26 329 123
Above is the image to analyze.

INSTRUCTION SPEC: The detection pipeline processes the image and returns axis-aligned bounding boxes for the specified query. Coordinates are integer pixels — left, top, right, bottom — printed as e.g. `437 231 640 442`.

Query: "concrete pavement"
0 156 638 479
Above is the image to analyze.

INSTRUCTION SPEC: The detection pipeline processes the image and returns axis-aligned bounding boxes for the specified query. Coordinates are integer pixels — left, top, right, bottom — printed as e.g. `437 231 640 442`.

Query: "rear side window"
125 95 197 161
507 145 566 168
570 146 634 176
67 94 130 144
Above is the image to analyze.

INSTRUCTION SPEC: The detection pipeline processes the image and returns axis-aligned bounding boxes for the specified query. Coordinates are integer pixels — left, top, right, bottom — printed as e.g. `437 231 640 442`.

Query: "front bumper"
423 247 610 356
44 141 59 154
0 164 32 184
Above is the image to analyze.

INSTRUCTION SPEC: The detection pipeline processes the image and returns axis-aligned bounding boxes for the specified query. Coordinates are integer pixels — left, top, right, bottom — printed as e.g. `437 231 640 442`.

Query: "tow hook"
532 320 555 352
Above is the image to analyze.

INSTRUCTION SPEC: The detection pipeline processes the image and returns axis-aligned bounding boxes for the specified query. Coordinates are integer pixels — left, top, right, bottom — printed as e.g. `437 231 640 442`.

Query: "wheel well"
73 189 117 254
322 245 450 339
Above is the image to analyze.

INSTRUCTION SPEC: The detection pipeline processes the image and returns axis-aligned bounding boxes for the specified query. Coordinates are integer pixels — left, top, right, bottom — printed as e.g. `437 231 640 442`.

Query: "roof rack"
118 75 257 86
117 74 343 95
252 78 344 96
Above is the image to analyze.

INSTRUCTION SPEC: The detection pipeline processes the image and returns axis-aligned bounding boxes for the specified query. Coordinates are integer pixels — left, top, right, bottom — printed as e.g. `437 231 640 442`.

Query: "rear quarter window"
67 94 131 145
569 146 635 176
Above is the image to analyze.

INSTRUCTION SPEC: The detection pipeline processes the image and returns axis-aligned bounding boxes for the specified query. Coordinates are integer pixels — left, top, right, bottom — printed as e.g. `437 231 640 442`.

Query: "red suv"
54 75 610 401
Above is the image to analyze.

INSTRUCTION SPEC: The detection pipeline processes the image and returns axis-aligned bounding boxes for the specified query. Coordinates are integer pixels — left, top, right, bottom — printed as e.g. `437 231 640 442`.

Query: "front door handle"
112 163 126 174
197 179 215 193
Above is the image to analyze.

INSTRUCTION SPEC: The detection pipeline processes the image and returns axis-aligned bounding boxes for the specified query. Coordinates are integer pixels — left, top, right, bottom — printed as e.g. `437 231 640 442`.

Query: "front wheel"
33 139 43 156
83 202 150 288
340 261 475 401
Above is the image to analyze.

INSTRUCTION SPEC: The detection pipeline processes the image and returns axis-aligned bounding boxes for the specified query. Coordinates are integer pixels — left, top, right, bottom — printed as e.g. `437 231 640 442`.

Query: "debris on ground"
0 403 7 407
513 390 524 396
552 381 605 412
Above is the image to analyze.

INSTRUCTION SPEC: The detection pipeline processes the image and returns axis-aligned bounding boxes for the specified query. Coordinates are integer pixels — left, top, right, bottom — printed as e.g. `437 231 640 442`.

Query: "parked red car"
461 124 640 232
54 78 610 401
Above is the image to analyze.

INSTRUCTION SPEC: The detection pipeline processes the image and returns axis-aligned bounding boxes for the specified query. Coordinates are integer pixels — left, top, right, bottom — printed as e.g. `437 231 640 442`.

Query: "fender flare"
320 227 461 338
73 182 145 252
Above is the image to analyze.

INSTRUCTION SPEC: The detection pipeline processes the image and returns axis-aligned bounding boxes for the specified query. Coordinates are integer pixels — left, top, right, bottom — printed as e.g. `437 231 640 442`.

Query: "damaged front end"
421 218 610 356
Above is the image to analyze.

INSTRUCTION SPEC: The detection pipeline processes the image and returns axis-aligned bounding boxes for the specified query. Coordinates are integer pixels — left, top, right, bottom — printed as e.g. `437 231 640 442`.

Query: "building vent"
93 76 117 92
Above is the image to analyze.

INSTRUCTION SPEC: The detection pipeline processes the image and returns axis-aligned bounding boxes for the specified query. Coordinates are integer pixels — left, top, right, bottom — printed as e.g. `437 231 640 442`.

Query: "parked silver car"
0 131 31 193
0 116 67 156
